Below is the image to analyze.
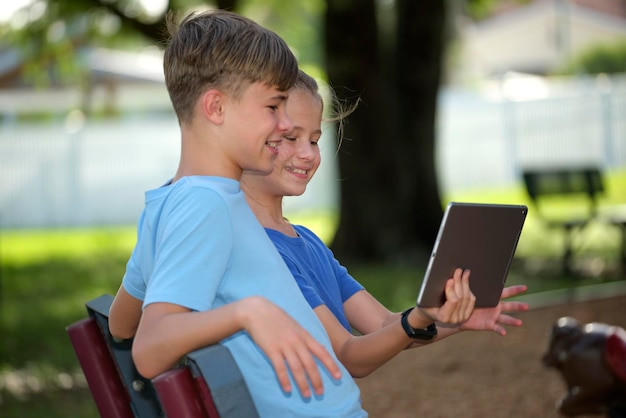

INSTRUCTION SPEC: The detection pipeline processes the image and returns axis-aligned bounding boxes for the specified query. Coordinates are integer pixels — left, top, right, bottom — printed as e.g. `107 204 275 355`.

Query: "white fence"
437 72 626 191
1 73 625 228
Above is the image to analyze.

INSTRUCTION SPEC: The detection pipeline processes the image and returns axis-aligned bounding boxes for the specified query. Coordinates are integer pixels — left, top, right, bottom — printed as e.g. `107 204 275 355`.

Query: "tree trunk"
324 0 446 264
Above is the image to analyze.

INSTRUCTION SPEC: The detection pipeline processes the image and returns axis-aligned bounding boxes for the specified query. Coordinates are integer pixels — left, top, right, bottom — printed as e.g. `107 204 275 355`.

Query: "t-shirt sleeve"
144 186 234 312
282 256 325 310
122 254 145 301
334 262 365 303
298 225 365 303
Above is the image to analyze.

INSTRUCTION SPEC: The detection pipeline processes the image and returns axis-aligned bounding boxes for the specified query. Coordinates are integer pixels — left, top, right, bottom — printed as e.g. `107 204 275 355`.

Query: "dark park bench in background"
522 166 626 276
66 294 259 418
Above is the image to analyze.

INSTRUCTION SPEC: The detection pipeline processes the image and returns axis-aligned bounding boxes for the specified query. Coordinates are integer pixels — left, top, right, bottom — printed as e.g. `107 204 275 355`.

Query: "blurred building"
0 46 168 116
456 0 626 81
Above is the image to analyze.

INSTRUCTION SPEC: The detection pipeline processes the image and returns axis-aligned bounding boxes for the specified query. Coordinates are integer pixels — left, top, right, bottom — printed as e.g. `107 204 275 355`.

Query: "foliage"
1 0 324 88
464 0 532 21
238 0 324 66
554 39 626 76
1 0 170 87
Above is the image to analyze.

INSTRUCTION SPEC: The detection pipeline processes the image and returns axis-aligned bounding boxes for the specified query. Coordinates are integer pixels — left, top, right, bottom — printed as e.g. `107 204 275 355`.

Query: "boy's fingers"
296 345 325 396
269 353 292 394
289 339 339 398
284 349 312 398
308 339 341 380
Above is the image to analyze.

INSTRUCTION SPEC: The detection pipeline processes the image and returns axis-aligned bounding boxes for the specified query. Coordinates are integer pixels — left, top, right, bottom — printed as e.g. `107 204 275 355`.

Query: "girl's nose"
296 142 316 161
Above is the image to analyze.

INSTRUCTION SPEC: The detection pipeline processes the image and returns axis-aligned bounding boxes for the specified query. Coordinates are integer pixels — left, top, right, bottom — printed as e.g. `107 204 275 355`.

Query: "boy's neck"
173 125 243 183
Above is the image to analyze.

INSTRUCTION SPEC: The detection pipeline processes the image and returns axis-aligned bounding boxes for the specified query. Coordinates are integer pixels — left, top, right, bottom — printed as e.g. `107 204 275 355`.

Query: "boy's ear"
200 89 225 124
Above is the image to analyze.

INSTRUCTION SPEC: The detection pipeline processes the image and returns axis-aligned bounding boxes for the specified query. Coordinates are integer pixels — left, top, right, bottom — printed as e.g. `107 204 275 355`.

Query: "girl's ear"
200 89 225 124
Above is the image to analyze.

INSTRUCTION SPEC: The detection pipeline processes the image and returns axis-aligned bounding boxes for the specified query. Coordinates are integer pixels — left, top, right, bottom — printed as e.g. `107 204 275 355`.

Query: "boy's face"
242 88 322 197
223 82 293 176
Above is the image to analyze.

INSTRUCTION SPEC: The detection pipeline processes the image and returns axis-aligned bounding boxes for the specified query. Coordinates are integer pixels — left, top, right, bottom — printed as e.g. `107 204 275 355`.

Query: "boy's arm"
132 296 342 398
109 285 143 340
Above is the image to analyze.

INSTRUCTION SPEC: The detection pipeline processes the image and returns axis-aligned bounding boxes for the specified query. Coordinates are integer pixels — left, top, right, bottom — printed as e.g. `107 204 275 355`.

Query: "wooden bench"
522 166 626 275
522 166 602 276
66 294 259 418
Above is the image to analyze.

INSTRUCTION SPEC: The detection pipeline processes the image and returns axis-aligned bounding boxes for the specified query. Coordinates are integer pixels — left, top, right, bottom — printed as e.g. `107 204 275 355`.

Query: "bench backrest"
523 167 604 199
66 294 259 418
522 166 605 219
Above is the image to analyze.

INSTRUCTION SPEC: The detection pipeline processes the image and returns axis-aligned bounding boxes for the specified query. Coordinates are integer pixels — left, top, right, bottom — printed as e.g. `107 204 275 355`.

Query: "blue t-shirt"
122 176 366 417
265 225 365 332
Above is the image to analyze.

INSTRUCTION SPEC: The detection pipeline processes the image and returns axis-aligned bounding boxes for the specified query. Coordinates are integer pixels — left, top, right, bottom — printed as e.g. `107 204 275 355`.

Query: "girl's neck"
244 189 298 237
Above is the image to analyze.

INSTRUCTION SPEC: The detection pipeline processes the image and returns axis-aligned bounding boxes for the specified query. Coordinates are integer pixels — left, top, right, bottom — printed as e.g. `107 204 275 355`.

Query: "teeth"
267 142 278 149
290 167 307 175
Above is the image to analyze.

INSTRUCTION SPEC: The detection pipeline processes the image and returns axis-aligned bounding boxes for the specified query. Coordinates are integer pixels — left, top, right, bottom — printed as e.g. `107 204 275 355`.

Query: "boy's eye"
283 136 296 141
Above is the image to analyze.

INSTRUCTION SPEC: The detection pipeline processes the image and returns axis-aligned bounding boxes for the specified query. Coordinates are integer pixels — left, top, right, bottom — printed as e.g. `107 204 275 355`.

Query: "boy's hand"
242 297 341 398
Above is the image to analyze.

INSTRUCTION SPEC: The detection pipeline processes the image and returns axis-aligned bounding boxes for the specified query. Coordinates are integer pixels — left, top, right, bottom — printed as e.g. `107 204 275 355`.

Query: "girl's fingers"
453 269 474 322
501 284 528 299
497 314 524 327
501 301 529 314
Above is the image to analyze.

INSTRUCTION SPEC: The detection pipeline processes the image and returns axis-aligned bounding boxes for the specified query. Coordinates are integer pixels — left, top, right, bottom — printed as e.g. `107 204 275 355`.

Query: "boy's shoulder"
147 176 241 212
155 176 239 195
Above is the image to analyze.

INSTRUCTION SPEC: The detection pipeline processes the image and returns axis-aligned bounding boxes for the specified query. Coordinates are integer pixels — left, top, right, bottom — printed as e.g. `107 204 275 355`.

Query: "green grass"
0 228 137 417
1 169 625 416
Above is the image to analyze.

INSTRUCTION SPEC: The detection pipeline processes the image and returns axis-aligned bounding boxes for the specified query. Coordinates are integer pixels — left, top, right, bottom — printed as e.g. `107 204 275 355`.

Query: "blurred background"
1 0 625 227
1 0 625 416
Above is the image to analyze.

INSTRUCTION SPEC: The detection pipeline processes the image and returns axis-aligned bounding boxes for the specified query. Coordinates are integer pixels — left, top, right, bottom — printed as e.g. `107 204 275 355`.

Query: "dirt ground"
356 293 626 418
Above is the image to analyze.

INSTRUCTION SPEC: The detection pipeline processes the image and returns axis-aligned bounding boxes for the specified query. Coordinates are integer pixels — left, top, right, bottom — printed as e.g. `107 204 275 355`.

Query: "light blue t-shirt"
265 225 365 332
122 176 366 417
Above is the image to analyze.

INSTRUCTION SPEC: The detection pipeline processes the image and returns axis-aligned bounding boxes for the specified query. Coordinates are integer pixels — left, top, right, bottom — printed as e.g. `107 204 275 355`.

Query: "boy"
108 10 366 417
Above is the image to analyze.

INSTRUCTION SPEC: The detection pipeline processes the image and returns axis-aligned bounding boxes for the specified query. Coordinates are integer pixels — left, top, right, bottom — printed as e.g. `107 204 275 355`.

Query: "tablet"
416 202 527 308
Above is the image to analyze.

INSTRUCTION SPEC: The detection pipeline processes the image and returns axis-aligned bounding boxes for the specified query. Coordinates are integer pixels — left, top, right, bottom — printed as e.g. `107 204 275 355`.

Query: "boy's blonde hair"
164 10 298 125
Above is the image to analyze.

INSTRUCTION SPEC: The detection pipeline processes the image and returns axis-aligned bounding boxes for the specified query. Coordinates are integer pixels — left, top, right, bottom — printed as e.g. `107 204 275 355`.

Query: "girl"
241 70 529 377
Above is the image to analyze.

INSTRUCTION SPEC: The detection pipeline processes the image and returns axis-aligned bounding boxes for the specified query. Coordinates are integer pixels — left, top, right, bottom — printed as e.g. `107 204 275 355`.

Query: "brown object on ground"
357 294 626 418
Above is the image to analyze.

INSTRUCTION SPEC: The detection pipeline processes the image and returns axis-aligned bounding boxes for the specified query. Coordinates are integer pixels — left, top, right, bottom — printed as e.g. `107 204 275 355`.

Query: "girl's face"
253 88 323 197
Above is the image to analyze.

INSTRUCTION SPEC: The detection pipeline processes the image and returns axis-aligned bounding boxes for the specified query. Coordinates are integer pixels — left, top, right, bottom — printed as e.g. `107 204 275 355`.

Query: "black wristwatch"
401 307 438 340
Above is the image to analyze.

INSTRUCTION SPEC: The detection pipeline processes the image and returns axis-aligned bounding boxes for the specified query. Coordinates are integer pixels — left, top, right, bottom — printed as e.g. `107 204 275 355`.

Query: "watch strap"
401 307 438 340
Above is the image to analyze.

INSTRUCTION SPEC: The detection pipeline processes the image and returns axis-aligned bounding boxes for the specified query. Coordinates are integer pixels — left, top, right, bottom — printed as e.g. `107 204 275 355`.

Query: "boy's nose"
277 107 294 132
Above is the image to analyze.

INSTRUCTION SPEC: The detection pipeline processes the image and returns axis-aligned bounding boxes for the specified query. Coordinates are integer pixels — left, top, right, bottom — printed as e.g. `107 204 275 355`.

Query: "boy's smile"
225 83 293 176
266 138 282 154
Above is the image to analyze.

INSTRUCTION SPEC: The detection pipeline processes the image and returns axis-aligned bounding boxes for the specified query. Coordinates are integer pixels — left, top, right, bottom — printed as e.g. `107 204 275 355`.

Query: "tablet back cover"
417 202 527 308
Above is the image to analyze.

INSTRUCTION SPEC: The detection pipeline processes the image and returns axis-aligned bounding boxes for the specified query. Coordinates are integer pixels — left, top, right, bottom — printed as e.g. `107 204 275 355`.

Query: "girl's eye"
268 106 278 111
311 141 319 146
283 136 296 141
